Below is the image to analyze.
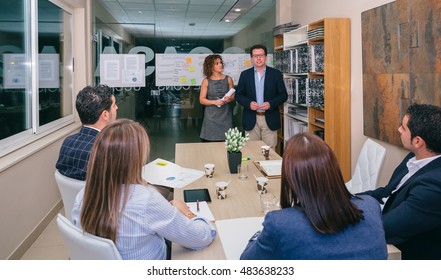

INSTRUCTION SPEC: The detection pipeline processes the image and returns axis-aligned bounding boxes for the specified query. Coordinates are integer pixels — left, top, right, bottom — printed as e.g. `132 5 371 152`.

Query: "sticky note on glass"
180 77 187 83
189 66 195 72
156 161 168 166
191 78 197 85
186 57 192 63
245 60 251 67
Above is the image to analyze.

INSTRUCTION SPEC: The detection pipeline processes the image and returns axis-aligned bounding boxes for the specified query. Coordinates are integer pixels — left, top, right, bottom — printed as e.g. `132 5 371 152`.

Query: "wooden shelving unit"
274 34 284 52
273 34 285 156
281 18 351 180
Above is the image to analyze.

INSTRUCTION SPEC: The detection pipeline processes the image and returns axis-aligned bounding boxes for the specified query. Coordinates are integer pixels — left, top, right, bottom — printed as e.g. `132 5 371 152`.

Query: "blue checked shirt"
56 126 99 181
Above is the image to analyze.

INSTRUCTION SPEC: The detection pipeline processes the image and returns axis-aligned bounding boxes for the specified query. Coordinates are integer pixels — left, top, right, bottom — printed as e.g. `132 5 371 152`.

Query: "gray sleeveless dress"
200 76 234 141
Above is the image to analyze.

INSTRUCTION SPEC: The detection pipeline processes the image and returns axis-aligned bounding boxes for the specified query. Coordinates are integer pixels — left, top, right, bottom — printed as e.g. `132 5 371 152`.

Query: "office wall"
285 0 408 187
0 136 65 259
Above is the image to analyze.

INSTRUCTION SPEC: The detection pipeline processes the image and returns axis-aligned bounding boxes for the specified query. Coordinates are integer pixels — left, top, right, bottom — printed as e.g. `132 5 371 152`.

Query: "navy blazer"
235 66 287 131
363 153 441 259
240 195 387 260
56 126 99 181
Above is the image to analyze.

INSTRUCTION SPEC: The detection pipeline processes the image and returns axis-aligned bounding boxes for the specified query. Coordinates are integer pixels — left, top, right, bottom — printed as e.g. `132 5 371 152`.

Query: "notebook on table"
254 160 282 178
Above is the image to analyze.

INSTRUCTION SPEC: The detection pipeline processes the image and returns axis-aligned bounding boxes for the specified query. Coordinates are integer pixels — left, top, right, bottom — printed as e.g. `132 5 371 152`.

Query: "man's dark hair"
249 44 267 56
75 84 114 125
407 103 441 153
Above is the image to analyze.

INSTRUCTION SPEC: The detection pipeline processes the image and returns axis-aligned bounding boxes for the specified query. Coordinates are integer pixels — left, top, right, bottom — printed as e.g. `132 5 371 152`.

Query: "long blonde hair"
80 119 150 242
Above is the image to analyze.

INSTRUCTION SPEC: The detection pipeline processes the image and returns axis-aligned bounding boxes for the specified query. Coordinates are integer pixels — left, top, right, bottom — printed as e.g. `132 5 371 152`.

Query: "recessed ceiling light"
221 0 259 23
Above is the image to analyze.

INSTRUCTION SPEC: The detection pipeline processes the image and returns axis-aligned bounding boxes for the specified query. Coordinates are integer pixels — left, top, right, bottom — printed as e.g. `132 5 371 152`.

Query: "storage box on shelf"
281 18 350 180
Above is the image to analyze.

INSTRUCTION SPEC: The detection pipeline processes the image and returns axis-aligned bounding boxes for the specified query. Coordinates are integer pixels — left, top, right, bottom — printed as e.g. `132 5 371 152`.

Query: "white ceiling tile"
95 0 274 38
118 3 154 10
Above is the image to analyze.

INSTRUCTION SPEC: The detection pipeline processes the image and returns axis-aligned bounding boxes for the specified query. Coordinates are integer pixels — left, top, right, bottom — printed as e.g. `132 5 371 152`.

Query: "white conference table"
171 141 401 260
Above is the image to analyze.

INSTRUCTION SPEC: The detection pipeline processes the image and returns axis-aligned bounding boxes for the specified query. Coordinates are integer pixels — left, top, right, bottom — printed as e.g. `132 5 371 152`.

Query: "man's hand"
250 101 259 111
258 102 271 111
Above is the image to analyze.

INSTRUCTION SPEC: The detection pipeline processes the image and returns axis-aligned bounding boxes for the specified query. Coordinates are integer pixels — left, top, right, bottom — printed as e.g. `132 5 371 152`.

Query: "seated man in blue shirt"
56 84 117 181
361 103 441 259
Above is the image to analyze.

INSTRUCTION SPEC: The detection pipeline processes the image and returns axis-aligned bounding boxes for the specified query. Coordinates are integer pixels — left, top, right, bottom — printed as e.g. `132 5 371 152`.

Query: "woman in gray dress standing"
199 54 235 142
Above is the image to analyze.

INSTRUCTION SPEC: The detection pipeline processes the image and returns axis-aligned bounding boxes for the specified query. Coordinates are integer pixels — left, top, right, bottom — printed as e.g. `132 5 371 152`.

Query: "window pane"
38 0 73 126
0 0 29 140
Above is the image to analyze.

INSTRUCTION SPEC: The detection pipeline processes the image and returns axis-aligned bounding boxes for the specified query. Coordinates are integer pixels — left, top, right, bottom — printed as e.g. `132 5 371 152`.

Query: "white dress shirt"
381 154 441 209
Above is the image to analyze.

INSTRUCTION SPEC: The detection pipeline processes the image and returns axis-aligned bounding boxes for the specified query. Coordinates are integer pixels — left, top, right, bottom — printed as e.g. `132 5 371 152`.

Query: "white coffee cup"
204 163 215 178
261 145 270 160
215 181 228 199
256 176 269 194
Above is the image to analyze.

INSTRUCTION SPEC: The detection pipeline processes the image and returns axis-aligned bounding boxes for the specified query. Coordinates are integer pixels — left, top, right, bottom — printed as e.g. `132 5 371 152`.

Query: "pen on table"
242 157 251 161
196 200 200 212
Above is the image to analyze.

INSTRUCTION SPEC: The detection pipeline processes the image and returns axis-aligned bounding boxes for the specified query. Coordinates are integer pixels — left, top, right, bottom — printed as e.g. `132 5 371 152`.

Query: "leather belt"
256 112 265 116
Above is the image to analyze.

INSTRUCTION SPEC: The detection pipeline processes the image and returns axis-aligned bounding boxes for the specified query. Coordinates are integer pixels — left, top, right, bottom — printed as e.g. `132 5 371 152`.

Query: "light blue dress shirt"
72 184 216 260
254 67 266 112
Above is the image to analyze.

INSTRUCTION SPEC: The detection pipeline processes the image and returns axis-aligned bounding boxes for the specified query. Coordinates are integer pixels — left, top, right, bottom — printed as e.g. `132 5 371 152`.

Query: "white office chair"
54 169 85 221
56 213 122 260
346 138 386 194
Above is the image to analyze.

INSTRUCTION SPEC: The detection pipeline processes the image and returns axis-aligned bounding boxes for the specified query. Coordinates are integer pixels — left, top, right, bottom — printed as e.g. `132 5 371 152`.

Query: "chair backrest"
56 213 122 260
54 169 86 221
346 138 386 194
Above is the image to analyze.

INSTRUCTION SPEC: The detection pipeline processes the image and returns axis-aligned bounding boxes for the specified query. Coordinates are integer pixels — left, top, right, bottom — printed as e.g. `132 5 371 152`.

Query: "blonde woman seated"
72 119 215 260
240 133 387 260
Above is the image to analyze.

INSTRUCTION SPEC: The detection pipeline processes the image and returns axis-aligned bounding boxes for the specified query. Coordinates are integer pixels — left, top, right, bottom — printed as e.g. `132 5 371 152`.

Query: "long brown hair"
203 54 223 77
280 133 363 234
80 119 150 242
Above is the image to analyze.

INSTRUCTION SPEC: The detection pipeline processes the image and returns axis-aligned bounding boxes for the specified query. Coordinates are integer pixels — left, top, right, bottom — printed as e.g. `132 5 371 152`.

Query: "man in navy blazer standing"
56 85 118 181
236 44 287 149
362 103 441 259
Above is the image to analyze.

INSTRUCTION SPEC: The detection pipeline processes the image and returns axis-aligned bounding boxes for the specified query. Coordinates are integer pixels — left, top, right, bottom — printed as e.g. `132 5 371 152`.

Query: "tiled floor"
20 209 69 260
20 114 202 259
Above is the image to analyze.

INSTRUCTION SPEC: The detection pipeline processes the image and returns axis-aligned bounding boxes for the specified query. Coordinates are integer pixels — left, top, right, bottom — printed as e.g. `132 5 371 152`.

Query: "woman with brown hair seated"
72 119 215 259
241 133 387 259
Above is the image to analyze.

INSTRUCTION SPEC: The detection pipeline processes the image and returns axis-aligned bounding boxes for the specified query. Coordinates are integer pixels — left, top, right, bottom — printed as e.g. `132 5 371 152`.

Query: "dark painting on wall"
361 0 441 146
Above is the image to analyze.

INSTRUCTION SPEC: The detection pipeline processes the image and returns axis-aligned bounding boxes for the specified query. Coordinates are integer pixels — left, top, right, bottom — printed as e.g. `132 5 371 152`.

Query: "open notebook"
254 160 282 178
215 217 264 259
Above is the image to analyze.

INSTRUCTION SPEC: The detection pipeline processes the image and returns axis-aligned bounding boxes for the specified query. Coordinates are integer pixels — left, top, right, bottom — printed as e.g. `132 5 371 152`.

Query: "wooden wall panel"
361 0 441 146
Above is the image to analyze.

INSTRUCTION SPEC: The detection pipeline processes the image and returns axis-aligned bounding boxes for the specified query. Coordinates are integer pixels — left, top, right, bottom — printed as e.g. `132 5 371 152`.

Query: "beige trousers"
246 115 277 149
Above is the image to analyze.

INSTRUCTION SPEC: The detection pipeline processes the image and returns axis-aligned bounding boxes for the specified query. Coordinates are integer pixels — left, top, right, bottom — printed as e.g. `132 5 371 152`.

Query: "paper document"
222 88 235 101
186 201 215 221
215 217 264 260
254 160 282 178
142 158 204 188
